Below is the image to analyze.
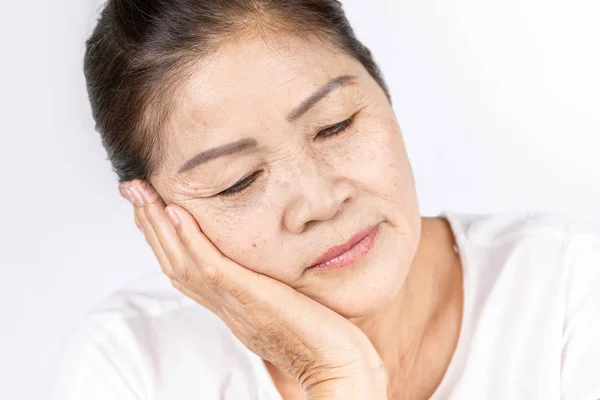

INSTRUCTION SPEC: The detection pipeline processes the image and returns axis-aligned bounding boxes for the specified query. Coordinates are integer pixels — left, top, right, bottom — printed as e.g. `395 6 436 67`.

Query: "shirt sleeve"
49 316 148 400
561 220 600 400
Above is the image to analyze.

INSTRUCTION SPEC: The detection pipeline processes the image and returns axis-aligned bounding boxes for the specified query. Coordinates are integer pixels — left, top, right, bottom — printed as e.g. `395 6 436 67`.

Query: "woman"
51 0 600 399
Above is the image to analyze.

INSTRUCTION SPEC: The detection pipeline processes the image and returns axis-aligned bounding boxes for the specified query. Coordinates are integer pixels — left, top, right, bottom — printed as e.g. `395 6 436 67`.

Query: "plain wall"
1 0 598 399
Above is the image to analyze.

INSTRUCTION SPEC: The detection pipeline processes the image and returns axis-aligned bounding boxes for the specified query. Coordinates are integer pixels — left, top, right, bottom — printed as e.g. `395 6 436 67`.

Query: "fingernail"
125 188 136 203
129 186 145 207
139 183 159 203
120 186 133 203
166 207 180 227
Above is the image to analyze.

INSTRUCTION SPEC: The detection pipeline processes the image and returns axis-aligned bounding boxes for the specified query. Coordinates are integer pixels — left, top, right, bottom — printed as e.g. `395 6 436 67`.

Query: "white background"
1 0 598 399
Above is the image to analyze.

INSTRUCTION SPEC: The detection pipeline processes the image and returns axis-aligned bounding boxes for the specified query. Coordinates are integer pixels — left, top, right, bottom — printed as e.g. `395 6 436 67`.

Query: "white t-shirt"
49 210 600 400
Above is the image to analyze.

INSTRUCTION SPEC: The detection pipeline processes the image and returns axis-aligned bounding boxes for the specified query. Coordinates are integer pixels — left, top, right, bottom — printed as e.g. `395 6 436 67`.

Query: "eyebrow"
286 74 358 121
177 74 358 175
177 138 258 175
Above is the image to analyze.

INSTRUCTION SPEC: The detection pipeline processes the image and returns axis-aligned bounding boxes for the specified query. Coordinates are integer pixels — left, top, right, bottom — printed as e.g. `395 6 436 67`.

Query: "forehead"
167 34 360 135
153 33 367 186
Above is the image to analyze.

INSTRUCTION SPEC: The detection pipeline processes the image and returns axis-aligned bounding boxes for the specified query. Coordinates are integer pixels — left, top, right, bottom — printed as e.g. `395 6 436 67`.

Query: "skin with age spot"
152 33 420 318
128 31 463 400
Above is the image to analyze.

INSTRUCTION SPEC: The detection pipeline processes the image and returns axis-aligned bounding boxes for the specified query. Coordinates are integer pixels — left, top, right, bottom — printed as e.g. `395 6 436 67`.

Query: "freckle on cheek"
252 243 257 248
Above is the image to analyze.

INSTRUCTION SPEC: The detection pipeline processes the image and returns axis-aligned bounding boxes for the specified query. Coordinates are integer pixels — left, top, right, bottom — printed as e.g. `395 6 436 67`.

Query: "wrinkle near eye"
177 157 257 197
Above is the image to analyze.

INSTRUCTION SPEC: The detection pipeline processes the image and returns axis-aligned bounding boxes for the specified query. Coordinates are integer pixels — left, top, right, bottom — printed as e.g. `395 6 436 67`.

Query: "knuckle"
202 263 223 286
170 258 192 281
234 289 255 307
176 265 192 283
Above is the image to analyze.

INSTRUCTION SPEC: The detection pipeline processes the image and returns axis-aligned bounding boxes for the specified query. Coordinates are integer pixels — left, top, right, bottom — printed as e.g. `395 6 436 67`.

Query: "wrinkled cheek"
193 201 285 277
190 207 250 260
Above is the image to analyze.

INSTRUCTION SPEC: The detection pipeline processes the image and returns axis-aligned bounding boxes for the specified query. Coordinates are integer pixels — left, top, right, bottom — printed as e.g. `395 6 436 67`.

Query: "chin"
306 224 415 319
328 263 410 319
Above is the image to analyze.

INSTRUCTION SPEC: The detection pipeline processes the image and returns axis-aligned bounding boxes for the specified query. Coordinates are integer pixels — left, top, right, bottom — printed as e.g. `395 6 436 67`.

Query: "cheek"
343 120 413 199
192 201 282 275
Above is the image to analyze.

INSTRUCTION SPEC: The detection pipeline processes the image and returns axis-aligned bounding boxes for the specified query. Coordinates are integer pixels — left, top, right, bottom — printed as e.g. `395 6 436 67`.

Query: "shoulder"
444 209 599 244
444 209 600 280
49 272 259 400
444 209 600 323
443 210 600 397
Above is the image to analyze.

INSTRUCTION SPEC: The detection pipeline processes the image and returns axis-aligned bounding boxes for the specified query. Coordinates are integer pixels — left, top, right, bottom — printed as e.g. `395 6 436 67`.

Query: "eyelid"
325 112 353 129
217 170 262 197
315 112 357 139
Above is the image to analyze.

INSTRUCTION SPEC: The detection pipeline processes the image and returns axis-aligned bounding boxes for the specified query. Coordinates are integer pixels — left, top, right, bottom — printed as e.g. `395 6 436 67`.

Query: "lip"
309 224 380 269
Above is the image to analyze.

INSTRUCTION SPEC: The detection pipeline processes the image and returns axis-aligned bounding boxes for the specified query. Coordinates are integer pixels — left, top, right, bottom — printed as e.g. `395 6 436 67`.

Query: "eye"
316 114 356 140
216 114 357 198
217 170 263 197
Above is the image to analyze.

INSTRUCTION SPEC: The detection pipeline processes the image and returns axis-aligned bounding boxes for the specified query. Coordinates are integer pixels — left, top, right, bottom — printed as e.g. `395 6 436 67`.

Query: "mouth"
308 223 380 271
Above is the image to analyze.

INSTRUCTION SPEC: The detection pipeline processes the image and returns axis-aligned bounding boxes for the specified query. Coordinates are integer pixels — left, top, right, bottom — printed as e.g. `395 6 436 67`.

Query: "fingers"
161 204 227 285
120 180 175 279
134 202 221 313
164 203 262 301
144 202 205 285
134 206 174 277
123 180 228 288
120 179 260 304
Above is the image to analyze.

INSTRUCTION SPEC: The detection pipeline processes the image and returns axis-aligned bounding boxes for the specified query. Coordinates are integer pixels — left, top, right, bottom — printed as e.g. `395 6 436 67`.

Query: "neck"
348 216 462 397
264 217 463 399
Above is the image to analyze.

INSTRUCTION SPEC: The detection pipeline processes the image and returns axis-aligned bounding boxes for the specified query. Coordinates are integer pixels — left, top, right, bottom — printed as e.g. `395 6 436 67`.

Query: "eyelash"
217 115 357 198
315 114 356 140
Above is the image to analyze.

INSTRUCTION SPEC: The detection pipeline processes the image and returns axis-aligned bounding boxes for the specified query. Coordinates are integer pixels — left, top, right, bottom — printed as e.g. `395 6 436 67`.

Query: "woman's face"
150 33 422 318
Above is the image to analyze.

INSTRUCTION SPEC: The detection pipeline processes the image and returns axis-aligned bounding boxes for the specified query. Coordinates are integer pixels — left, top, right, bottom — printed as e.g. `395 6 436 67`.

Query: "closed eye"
217 113 357 198
217 170 263 198
315 114 356 140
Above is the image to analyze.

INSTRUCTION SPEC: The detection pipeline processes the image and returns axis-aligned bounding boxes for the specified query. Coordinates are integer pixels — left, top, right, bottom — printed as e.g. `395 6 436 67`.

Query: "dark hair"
84 0 391 183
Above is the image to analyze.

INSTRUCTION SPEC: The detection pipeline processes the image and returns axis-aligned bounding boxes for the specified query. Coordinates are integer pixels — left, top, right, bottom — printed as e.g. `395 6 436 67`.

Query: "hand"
119 180 387 398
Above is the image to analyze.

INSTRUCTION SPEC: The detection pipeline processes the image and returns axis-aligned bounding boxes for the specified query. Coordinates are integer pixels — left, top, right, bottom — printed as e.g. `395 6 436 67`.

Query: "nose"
282 157 356 234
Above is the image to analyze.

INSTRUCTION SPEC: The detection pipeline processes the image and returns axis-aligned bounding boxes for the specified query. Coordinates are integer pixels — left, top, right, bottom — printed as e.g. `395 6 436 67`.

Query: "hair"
84 0 391 183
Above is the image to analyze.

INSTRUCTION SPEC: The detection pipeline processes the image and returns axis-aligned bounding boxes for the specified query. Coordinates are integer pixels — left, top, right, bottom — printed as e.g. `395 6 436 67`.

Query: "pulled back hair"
84 0 391 183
